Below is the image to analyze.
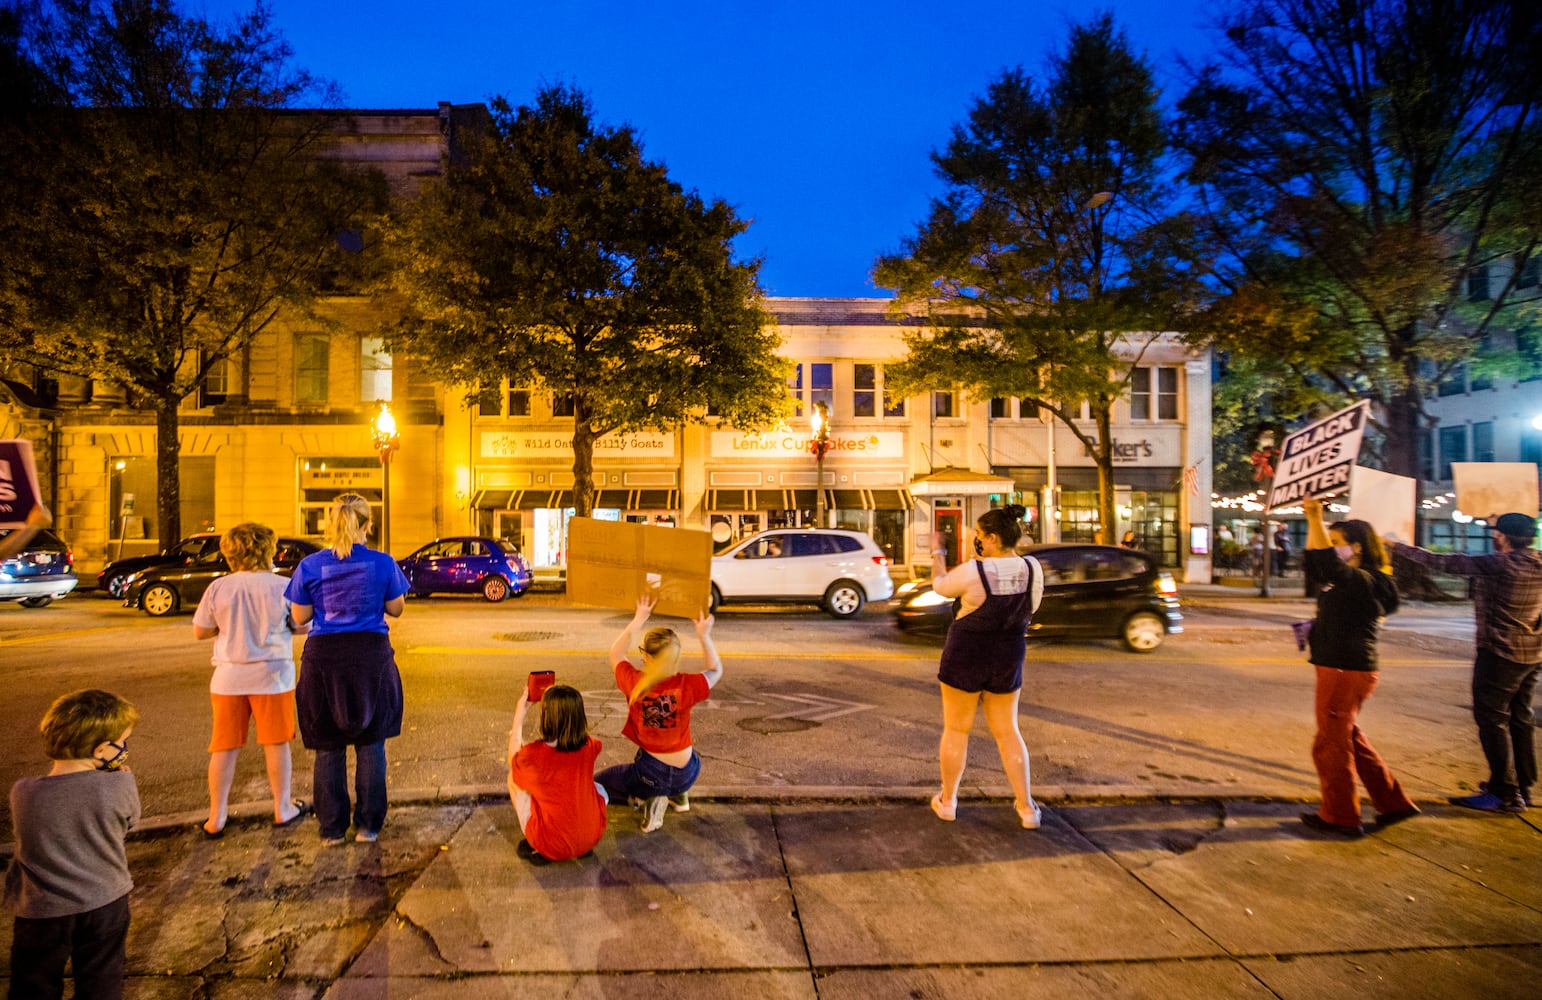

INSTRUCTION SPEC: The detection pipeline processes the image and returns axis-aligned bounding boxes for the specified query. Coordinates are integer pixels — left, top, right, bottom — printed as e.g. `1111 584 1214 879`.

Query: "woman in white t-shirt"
192 523 309 837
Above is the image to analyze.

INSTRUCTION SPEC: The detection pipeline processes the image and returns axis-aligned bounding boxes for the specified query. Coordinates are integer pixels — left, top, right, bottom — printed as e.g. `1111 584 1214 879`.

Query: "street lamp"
809 401 831 528
1255 428 1277 598
371 401 400 554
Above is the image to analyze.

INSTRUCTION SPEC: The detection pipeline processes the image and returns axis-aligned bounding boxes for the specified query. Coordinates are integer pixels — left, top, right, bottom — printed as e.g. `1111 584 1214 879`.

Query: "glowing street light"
809 401 831 528
371 401 400 554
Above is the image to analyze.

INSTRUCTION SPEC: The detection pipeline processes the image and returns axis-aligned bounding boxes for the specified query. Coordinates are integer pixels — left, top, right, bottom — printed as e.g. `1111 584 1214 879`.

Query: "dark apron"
937 557 1037 694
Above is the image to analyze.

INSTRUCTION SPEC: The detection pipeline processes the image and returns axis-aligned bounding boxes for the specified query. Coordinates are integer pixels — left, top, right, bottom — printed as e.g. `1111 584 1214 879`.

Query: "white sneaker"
667 792 690 813
1016 800 1042 830
355 830 379 843
641 796 668 833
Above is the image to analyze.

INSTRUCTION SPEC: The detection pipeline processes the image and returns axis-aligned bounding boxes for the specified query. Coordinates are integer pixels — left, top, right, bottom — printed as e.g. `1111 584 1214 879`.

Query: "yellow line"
0 625 141 647
406 646 935 661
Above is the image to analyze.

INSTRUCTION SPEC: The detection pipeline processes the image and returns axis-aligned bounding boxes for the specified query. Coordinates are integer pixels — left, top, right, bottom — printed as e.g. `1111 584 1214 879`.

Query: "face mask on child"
96 739 129 772
1334 545 1356 563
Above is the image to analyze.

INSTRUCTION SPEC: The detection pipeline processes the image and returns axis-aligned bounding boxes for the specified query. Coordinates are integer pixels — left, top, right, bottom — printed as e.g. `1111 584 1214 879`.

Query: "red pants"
1312 666 1415 827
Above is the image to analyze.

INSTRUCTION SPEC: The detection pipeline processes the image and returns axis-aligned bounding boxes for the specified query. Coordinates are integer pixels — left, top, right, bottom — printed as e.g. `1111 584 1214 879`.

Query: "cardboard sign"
566 517 713 619
1347 466 1417 544
0 439 43 529
1452 463 1540 523
1267 401 1371 509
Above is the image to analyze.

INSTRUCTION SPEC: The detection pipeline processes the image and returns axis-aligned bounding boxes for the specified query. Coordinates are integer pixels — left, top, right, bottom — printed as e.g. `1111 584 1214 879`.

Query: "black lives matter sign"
0 438 43 528
1267 402 1370 510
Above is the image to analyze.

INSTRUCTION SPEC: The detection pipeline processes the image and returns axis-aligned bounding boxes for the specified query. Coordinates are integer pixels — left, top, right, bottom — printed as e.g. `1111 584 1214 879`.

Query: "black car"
0 528 78 608
893 543 1183 652
121 537 320 616
97 532 222 598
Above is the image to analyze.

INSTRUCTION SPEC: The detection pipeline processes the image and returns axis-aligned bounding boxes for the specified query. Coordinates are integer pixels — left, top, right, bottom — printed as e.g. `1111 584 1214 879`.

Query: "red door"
934 508 964 570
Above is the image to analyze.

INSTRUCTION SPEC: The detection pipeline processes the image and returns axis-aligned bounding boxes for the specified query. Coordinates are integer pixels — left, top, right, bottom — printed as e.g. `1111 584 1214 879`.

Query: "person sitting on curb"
1388 512 1542 814
597 595 722 833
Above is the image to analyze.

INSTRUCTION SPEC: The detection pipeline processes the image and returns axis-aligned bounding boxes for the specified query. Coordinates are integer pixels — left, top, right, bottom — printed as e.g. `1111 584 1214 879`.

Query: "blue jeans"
597 748 700 802
314 740 387 839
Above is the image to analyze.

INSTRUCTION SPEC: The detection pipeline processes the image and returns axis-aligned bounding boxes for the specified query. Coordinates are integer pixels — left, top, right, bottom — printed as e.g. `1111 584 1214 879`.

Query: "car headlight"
907 589 952 609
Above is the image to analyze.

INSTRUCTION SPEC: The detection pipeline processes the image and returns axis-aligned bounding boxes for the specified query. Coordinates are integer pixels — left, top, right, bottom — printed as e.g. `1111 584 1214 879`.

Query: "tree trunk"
1093 403 1117 545
155 397 181 548
570 396 597 519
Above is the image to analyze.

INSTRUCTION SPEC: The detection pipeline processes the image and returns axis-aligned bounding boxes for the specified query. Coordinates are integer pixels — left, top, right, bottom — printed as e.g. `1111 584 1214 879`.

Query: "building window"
359 337 392 403
1472 421 1494 463
1438 425 1467 480
108 456 216 541
552 392 575 417
507 388 531 417
990 397 1012 419
1419 430 1435 482
1523 425 1542 466
933 391 956 418
1132 366 1178 420
787 364 804 418
1130 368 1151 419
1437 363 1466 397
810 363 833 414
477 385 501 416
299 457 382 541
1157 367 1178 419
854 364 877 417
294 333 329 404
1471 335 1493 392
1518 256 1540 289
199 354 229 408
1467 266 1490 302
1520 329 1542 382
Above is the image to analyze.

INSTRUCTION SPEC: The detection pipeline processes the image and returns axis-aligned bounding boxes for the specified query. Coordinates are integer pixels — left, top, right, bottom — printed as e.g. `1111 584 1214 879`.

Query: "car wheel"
1121 611 1165 653
141 583 180 617
105 574 127 598
823 581 866 619
17 596 53 608
709 584 723 614
481 576 510 603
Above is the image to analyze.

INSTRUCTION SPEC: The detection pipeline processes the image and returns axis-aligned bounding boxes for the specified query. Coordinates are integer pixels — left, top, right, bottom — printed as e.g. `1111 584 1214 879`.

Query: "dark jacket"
1305 547 1398 671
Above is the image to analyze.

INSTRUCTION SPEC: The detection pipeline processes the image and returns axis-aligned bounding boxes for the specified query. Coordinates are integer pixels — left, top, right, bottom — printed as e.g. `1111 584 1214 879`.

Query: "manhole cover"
493 631 566 643
738 716 818 735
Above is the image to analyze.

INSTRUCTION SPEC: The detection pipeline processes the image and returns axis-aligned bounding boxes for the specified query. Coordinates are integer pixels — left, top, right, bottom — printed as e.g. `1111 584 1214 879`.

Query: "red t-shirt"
508 737 606 861
615 659 712 755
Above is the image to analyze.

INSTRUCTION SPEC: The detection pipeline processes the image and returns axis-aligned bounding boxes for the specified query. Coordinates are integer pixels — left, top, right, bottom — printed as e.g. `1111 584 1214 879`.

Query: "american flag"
1183 464 1200 496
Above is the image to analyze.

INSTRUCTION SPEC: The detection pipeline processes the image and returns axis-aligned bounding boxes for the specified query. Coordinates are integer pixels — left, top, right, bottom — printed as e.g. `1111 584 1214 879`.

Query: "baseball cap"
1491 512 1538 537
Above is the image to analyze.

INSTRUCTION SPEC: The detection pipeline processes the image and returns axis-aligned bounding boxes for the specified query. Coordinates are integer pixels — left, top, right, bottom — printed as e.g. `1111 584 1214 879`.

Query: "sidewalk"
3 788 1537 998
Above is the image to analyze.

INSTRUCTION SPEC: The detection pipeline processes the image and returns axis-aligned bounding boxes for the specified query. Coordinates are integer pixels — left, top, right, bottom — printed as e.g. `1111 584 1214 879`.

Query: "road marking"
406 646 934 661
0 625 141 647
764 693 876 721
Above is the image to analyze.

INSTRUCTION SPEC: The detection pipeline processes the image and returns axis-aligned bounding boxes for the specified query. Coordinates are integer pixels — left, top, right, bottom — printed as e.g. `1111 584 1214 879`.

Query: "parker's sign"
1267 402 1370 510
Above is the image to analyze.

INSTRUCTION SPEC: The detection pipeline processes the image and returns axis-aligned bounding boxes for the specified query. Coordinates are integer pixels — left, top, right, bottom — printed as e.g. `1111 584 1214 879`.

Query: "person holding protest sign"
1296 499 1416 838
1389 513 1542 814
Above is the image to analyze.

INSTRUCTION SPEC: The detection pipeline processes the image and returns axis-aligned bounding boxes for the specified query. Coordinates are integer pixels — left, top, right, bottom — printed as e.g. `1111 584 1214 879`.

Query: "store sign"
481 431 675 459
300 466 381 490
711 430 904 459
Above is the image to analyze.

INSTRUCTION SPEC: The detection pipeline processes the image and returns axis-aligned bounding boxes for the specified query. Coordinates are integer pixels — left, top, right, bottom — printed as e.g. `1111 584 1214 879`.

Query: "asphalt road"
0 590 1487 835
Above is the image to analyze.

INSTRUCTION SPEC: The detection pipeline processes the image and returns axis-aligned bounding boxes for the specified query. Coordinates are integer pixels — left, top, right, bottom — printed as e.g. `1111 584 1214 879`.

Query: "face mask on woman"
1334 544 1355 563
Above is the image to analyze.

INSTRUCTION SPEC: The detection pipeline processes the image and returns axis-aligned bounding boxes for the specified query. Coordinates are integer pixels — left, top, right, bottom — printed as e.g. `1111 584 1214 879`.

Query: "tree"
874 14 1205 540
1177 0 1542 512
0 0 385 545
382 84 787 517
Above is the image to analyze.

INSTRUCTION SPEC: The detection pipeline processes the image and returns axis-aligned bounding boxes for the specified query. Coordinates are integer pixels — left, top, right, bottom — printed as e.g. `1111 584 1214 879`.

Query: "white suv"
710 529 895 619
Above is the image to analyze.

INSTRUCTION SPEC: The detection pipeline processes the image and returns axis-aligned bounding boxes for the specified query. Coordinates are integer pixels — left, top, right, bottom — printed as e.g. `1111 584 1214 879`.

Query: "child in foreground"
5 689 142 1000
507 684 607 863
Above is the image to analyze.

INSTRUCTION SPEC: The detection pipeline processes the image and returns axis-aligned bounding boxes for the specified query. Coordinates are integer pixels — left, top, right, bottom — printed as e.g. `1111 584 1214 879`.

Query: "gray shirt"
5 769 140 918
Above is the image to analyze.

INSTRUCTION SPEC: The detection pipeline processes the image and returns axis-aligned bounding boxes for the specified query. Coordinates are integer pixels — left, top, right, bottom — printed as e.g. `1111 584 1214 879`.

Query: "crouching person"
507 685 607 863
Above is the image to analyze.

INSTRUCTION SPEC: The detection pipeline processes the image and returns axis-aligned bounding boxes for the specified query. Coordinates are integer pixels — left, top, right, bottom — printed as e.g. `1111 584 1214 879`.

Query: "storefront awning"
630 489 679 510
869 489 914 510
471 489 517 510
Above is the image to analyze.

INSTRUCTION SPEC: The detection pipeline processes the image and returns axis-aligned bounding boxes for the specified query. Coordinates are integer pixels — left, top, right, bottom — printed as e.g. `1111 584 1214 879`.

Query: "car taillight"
872 556 890 567
1155 573 1176 596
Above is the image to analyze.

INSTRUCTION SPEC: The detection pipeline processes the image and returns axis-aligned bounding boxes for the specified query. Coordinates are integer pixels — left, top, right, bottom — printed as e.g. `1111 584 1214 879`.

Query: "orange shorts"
208 691 297 752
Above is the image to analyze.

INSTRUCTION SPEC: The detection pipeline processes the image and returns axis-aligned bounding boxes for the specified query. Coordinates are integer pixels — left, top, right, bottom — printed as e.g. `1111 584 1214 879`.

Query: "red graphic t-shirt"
508 737 606 861
615 659 712 755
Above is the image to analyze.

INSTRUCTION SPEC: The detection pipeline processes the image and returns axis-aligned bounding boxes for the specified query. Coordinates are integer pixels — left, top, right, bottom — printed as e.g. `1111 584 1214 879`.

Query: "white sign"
710 430 904 459
1452 462 1540 523
1348 466 1417 545
481 431 675 459
1268 401 1370 509
300 466 382 490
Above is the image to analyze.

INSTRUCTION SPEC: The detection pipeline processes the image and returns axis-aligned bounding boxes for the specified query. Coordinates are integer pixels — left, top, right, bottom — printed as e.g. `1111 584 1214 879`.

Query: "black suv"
893 543 1183 652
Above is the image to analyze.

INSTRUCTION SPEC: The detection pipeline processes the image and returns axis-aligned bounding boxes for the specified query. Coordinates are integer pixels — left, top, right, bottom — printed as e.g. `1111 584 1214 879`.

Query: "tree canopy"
874 14 1206 538
1177 0 1542 495
0 0 385 544
382 84 787 517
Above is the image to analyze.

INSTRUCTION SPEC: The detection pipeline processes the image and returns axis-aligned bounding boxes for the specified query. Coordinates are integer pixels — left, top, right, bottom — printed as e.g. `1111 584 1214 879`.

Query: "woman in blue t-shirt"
285 493 409 846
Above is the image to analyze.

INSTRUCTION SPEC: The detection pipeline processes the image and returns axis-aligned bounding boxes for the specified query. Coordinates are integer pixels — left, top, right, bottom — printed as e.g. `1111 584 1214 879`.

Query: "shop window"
1437 425 1467 480
1473 421 1494 463
294 333 330 404
1131 490 1179 567
552 392 575 417
108 456 216 541
298 457 382 541
360 337 392 402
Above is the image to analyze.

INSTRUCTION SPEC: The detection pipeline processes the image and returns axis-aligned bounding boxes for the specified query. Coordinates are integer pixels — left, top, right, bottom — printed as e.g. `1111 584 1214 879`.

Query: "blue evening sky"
196 1 1216 297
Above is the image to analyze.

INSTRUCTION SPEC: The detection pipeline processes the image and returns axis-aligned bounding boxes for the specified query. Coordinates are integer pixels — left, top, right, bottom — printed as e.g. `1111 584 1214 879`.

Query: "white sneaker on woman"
641 797 668 833
1016 799 1042 830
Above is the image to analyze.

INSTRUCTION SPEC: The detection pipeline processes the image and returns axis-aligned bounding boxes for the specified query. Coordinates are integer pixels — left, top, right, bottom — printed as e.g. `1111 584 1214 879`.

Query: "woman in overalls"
928 504 1045 828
